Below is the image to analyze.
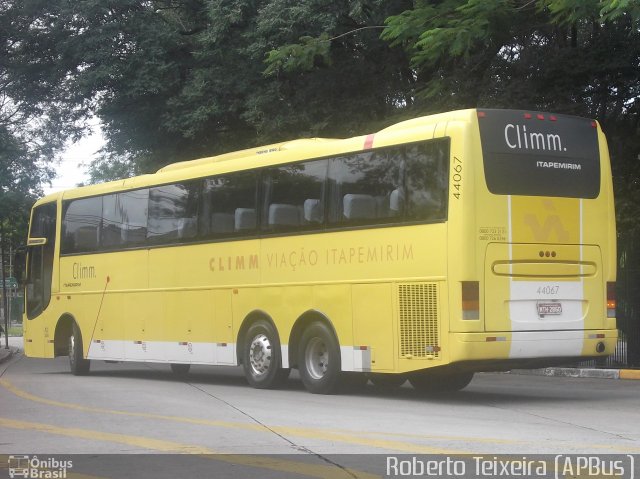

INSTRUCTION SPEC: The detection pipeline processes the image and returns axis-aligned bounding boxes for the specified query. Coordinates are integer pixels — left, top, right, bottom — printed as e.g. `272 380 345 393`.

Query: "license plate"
537 302 562 316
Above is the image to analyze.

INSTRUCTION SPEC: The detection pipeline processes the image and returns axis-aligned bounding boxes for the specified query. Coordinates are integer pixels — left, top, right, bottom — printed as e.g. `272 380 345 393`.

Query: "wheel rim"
248 333 272 377
304 337 328 380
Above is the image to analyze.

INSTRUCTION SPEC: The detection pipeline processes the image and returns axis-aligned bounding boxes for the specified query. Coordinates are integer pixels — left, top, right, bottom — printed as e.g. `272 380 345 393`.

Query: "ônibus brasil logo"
8 455 73 479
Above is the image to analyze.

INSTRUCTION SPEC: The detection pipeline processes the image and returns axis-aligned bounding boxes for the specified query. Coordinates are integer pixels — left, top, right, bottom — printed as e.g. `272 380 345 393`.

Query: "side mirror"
27 237 47 246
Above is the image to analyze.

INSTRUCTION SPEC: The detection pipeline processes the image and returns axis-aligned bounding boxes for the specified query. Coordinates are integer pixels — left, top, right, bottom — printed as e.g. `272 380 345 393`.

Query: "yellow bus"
22 108 617 394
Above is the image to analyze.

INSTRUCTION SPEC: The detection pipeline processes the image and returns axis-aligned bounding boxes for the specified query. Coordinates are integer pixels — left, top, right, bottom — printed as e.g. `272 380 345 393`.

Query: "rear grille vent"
398 283 440 358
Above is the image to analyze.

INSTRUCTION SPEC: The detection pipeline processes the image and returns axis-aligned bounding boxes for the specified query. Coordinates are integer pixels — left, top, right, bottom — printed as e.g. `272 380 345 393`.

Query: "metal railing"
573 231 640 369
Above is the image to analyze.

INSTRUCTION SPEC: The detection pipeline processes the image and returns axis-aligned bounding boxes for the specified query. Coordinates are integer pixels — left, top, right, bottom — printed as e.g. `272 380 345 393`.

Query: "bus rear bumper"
449 329 618 366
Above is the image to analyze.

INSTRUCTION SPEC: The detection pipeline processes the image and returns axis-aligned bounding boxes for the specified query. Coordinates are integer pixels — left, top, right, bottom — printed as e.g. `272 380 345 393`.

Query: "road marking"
332 429 640 454
0 378 461 454
0 418 377 479
0 417 213 453
3 378 639 454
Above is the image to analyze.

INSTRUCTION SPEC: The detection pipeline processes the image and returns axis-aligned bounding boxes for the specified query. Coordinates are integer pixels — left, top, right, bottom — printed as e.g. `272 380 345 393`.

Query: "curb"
511 367 640 380
620 369 640 380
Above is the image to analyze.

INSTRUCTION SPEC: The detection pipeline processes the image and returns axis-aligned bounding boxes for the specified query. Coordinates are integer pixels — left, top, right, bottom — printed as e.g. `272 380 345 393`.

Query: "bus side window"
101 194 122 249
148 182 200 244
328 151 399 225
101 189 149 249
262 159 327 232
119 189 149 245
405 141 449 221
205 171 258 237
61 196 102 254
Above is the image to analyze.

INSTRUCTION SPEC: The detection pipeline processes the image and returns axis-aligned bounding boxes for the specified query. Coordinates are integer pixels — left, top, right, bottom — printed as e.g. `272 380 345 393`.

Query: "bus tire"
298 322 341 394
170 363 191 377
409 370 474 393
69 322 90 376
243 320 289 389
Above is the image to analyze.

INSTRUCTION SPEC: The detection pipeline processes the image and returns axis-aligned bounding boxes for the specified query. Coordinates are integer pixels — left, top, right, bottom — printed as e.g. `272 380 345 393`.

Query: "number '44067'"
537 285 559 295
453 157 462 199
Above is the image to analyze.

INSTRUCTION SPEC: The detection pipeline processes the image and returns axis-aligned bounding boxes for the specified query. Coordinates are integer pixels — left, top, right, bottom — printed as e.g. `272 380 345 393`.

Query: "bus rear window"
478 109 600 198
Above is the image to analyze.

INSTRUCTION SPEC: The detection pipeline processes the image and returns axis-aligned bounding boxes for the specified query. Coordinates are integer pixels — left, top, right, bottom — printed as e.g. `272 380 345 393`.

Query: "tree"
1 0 416 182
266 0 639 230
1 0 65 252
2 0 639 234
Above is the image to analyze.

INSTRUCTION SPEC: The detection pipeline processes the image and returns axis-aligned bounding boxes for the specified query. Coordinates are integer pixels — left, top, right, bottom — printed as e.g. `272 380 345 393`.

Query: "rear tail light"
462 281 479 320
607 282 616 318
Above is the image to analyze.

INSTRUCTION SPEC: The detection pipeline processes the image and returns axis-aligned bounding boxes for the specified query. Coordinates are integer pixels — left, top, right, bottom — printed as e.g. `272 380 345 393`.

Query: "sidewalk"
0 335 22 364
511 367 640 380
0 345 14 364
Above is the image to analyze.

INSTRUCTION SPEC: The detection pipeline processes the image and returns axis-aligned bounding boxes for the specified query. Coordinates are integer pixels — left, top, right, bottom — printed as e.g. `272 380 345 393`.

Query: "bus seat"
235 208 256 231
303 199 323 223
268 203 300 227
390 188 404 216
210 213 235 234
178 218 197 239
343 194 376 220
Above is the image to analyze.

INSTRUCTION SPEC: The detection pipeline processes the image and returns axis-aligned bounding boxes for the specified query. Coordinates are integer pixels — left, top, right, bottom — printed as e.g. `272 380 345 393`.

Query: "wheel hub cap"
305 338 328 380
249 334 272 376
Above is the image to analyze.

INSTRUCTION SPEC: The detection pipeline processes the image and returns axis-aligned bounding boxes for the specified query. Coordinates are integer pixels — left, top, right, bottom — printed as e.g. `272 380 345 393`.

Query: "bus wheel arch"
237 310 289 389
54 314 75 357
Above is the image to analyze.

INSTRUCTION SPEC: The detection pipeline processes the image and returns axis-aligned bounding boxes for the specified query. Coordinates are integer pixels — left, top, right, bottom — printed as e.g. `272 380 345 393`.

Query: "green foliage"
383 0 511 66
379 0 640 232
600 0 640 23
264 34 332 75
0 0 639 234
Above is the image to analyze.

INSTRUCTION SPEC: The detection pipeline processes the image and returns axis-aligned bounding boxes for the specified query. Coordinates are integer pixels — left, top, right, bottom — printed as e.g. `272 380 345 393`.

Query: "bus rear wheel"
243 320 289 389
69 322 90 376
298 322 341 394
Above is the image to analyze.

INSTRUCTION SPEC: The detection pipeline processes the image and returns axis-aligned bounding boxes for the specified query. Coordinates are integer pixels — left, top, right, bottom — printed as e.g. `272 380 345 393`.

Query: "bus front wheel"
243 320 289 389
69 322 90 376
298 322 341 394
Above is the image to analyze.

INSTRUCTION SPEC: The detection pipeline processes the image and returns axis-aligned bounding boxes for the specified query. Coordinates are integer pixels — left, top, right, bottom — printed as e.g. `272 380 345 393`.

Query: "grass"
7 324 23 336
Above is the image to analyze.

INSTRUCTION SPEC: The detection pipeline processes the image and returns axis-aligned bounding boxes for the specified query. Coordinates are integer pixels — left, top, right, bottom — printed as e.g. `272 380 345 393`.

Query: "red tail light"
462 281 479 320
607 282 616 318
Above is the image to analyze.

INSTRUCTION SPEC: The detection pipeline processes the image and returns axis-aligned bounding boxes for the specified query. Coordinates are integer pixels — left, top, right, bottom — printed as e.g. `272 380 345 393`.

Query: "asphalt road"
1 337 639 478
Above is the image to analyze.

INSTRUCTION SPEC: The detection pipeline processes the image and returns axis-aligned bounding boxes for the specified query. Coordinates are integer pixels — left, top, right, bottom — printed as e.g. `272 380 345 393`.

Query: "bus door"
25 202 57 355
